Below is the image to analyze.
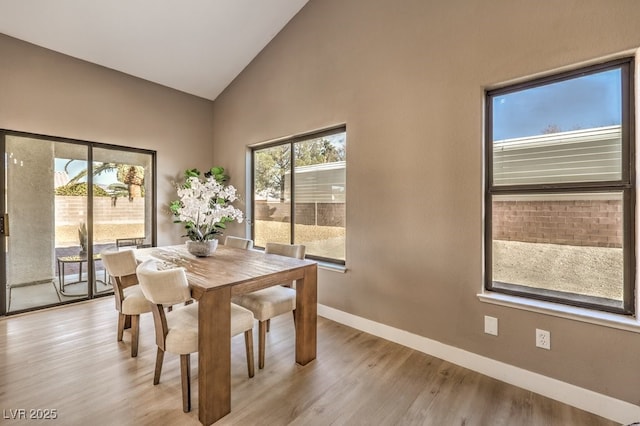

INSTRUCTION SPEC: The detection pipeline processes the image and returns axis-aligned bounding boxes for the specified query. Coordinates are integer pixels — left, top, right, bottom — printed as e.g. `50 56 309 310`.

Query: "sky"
492 68 621 141
55 159 117 186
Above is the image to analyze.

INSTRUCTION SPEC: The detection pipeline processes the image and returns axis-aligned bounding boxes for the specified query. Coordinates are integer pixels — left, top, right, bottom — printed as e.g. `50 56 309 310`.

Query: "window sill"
317 261 347 273
478 291 640 333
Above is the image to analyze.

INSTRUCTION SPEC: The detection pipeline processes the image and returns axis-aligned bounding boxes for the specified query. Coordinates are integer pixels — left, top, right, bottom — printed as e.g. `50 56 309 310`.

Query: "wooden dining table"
135 244 318 425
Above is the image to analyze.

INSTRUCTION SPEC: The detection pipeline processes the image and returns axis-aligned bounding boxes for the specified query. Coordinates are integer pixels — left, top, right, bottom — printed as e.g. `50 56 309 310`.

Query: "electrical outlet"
536 328 550 350
484 316 498 336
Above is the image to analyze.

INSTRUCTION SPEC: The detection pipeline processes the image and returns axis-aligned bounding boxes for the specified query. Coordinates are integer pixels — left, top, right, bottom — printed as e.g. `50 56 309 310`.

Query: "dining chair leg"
180 354 191 413
130 314 140 357
266 318 271 332
244 329 255 378
153 347 165 385
258 320 267 369
292 309 296 326
124 314 131 330
117 313 126 341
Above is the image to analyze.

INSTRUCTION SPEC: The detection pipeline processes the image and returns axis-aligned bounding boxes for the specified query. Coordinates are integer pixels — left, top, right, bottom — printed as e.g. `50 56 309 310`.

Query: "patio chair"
116 237 150 250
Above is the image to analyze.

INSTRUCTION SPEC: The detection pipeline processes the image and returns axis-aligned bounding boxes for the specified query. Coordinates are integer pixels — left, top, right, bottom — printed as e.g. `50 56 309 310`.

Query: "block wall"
492 200 622 248
55 196 145 225
255 200 345 227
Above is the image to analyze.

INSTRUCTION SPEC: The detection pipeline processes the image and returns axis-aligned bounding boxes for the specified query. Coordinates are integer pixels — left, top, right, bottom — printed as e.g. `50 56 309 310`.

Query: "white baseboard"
317 304 640 424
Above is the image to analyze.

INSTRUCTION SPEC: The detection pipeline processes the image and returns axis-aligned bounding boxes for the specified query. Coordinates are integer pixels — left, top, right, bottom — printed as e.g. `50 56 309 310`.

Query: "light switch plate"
484 315 498 336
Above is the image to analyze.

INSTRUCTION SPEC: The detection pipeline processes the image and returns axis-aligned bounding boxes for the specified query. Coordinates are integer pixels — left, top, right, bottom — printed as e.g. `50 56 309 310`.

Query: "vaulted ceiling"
0 0 310 100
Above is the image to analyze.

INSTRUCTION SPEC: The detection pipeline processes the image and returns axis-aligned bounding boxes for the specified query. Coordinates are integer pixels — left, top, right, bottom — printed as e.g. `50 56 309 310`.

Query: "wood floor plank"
0 298 617 425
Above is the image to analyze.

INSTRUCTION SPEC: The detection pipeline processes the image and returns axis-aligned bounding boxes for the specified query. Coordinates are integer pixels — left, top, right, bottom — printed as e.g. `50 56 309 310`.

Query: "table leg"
295 263 317 365
198 286 231 425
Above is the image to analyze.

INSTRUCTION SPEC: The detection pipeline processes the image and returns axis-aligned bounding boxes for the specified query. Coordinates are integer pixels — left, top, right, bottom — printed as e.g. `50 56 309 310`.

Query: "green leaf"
185 168 200 178
169 200 182 214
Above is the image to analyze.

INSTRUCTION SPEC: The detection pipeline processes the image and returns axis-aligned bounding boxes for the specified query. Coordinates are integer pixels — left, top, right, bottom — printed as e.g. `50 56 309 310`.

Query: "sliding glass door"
1 131 155 314
3 136 84 311
91 147 154 295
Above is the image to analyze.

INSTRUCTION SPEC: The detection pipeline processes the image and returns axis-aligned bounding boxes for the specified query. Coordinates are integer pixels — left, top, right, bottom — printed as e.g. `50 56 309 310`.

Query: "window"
485 58 635 315
252 127 346 264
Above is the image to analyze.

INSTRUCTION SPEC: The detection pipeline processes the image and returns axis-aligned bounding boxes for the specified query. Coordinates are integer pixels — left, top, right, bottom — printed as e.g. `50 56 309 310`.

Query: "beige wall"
2 0 640 409
0 34 215 246
211 0 640 405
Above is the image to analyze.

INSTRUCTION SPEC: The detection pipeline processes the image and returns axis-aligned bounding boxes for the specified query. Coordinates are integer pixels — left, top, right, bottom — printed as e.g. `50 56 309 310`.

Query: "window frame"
484 57 636 315
250 126 347 265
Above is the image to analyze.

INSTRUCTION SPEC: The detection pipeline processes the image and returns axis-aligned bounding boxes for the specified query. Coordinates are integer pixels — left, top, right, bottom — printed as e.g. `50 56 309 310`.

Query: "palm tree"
62 161 144 201
116 165 144 201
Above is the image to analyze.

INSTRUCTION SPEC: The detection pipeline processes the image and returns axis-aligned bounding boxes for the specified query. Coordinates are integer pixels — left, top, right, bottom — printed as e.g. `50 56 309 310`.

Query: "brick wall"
492 200 622 248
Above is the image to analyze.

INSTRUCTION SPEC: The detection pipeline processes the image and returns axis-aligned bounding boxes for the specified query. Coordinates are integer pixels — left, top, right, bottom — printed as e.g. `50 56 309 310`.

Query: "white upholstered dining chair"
101 250 151 357
136 259 256 413
232 242 305 369
224 235 254 250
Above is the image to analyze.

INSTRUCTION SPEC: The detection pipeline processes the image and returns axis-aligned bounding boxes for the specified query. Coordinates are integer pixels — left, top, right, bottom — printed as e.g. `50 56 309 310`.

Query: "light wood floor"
0 298 617 425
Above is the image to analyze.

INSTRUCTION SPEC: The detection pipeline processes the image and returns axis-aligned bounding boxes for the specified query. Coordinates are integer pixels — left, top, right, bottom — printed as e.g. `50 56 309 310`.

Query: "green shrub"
55 183 110 197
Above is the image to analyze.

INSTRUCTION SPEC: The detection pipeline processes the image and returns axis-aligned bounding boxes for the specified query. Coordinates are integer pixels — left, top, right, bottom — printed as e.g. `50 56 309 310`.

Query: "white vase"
186 239 218 257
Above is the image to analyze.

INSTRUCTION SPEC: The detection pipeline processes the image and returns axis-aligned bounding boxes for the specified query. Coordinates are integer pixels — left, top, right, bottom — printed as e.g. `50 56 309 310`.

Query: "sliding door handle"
0 213 9 236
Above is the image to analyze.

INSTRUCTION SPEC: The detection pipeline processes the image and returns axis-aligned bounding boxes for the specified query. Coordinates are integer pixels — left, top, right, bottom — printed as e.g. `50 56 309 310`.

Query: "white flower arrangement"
170 167 244 241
